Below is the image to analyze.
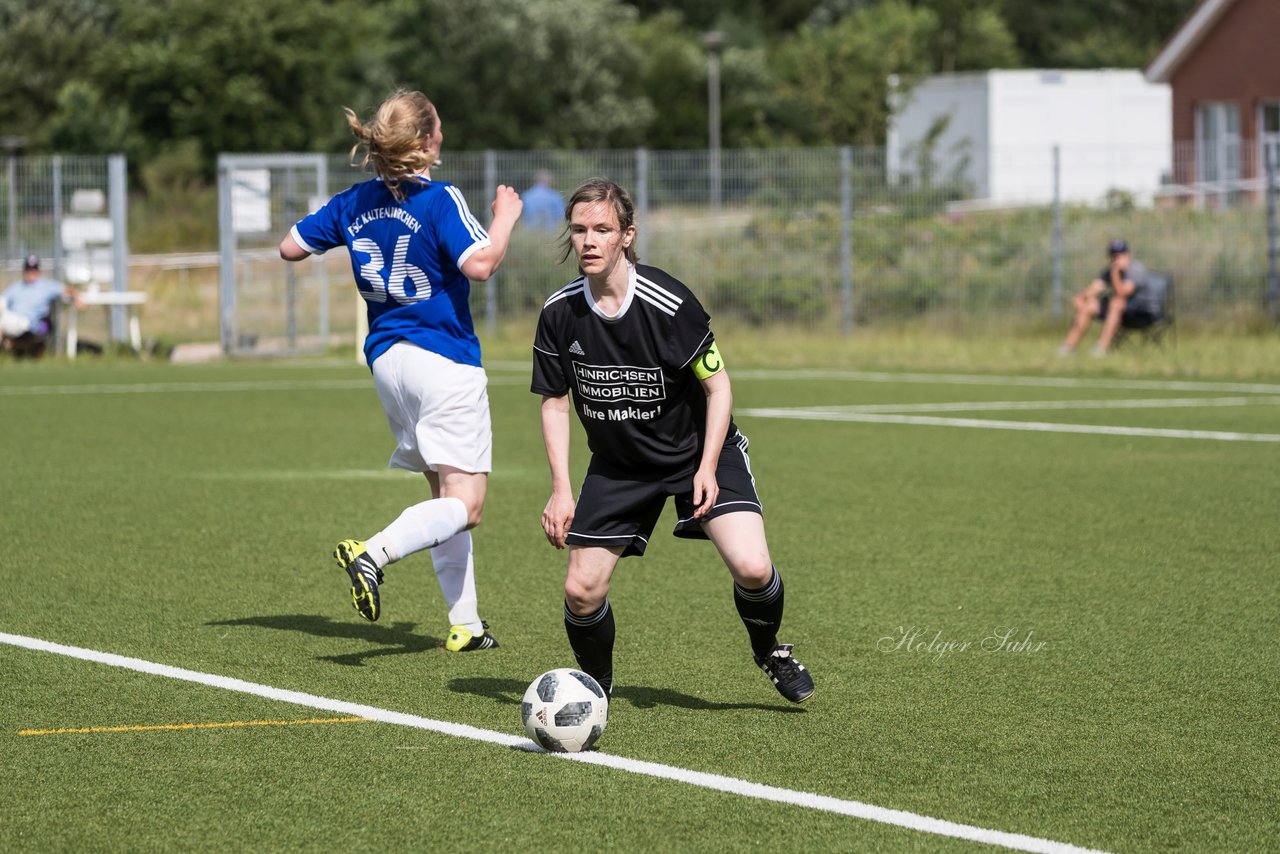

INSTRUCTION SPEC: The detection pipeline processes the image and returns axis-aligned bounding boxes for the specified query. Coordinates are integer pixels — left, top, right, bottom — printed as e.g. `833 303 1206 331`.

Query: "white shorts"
0 309 31 337
371 342 492 474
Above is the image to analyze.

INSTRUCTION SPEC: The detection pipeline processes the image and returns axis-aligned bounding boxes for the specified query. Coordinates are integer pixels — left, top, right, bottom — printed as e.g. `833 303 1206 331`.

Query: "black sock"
734 566 784 658
564 599 615 695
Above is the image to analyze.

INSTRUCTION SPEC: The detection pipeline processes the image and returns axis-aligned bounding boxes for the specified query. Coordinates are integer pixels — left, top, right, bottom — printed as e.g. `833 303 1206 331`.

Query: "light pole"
703 31 724 214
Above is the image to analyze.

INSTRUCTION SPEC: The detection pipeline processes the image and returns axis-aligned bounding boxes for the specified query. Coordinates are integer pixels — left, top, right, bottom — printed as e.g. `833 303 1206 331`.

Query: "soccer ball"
521 668 608 753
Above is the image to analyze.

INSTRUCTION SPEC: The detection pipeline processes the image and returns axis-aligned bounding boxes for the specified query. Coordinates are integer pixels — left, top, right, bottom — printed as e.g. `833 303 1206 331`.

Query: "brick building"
1146 0 1280 194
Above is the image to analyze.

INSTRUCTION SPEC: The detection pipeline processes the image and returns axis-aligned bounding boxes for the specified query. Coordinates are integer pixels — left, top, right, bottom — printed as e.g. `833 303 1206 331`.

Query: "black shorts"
566 428 762 558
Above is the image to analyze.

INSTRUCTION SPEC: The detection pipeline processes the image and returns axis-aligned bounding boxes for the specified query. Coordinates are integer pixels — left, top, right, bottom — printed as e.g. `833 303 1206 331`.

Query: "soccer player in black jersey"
530 178 814 704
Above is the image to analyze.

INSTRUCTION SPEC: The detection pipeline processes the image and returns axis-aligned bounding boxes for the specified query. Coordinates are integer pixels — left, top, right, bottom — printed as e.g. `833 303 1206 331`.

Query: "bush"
130 141 218 252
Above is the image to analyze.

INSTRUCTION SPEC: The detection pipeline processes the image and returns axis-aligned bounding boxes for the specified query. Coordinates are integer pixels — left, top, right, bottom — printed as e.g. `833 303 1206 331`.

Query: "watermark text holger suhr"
878 626 1048 663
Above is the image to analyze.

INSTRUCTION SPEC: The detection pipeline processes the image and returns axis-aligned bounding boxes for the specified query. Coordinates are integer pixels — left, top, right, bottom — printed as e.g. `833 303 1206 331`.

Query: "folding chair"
1113 272 1174 350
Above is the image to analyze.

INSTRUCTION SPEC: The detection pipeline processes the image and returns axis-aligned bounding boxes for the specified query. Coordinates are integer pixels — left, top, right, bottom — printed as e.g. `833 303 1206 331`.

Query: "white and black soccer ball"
521 668 608 753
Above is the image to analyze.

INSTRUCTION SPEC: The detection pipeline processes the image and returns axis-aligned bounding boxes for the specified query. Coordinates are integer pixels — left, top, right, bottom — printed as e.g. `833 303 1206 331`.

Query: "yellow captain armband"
692 341 724 380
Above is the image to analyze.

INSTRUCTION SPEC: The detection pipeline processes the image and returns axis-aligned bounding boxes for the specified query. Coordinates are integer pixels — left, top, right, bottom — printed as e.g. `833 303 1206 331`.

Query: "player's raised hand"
492 184 523 223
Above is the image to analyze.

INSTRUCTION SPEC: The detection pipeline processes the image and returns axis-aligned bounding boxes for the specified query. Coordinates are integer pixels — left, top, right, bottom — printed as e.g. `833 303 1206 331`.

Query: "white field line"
1 631 1107 854
0 379 369 396
739 407 1280 443
730 369 1280 395
485 363 1280 396
0 376 528 397
801 396 1280 414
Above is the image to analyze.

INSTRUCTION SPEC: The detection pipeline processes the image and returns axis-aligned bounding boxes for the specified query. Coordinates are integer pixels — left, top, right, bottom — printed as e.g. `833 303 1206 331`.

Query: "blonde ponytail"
345 90 439 202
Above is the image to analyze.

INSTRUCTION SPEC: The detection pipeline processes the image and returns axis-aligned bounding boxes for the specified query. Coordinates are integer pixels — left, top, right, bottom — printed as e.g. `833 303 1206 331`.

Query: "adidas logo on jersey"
569 340 585 356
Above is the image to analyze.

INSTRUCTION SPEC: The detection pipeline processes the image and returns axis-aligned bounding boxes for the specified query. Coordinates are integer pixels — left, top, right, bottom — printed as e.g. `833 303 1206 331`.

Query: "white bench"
65 290 147 358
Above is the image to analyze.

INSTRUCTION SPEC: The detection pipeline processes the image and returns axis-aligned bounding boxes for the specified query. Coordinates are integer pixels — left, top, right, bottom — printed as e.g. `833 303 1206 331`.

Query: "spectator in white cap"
1 255 82 358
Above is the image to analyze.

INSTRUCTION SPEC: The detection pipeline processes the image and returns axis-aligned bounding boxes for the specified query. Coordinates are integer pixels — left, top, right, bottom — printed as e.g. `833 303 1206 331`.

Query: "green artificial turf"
1 357 1276 852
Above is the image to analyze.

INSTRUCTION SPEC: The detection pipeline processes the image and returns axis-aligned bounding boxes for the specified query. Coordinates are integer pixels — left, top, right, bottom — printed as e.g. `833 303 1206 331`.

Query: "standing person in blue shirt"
279 89 522 652
522 170 565 233
1 254 81 358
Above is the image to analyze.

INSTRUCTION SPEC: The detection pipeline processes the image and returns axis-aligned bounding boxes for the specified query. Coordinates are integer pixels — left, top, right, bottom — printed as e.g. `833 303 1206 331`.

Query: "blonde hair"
559 178 638 265
345 90 439 202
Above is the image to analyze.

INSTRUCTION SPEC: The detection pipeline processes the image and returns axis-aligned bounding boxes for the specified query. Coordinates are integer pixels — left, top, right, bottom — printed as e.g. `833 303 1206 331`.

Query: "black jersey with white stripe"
531 263 731 476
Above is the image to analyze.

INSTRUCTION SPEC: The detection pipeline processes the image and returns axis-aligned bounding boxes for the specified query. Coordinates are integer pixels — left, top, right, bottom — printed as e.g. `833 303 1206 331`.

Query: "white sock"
365 496 468 569
431 531 481 632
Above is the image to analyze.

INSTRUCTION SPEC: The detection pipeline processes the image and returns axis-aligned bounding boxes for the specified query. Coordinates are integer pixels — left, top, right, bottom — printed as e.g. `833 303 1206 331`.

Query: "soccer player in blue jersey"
531 179 814 703
279 90 522 652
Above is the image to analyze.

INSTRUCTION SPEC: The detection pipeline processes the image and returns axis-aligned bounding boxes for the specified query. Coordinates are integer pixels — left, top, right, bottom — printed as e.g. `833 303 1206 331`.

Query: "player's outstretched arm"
540 393 576 548
461 185 523 281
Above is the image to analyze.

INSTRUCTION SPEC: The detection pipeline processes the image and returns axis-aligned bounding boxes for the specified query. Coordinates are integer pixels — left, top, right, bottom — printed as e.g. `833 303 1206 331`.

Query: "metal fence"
10 144 1279 358
216 154 336 356
227 144 1275 349
1 153 133 342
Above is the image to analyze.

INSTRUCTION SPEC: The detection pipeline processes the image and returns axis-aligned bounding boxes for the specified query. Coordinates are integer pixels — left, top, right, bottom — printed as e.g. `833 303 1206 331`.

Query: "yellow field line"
17 716 369 736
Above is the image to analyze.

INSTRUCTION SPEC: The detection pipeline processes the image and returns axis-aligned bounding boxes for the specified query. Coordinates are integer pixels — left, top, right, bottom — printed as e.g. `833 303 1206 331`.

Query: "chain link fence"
1 153 133 344
7 145 1278 358
216 154 336 355
304 144 1277 338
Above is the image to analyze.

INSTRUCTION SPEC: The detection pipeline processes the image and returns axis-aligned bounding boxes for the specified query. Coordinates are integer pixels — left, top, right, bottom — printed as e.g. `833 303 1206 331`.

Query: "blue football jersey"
290 177 490 367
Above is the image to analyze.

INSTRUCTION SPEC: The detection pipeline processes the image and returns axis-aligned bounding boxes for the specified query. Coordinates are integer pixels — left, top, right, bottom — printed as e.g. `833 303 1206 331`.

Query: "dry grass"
105 262 1280 380
480 313 1280 381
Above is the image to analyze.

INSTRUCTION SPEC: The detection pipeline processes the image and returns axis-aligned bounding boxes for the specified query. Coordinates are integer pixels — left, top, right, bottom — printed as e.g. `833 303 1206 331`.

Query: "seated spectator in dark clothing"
1058 238 1150 357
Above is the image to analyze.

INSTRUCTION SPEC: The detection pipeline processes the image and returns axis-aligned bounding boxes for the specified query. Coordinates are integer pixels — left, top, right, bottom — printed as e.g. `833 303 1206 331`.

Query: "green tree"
768 0 935 146
808 0 1018 72
0 0 115 145
0 0 1204 168
630 12 707 149
805 0 876 29
623 0 822 34
718 42 786 148
41 81 138 156
629 11 780 149
923 0 1018 72
998 0 1197 68
89 0 384 170
384 0 653 150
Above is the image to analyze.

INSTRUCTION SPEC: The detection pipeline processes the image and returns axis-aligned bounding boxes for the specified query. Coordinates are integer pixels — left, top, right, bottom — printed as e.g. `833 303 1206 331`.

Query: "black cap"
1107 239 1129 255
22 253 39 270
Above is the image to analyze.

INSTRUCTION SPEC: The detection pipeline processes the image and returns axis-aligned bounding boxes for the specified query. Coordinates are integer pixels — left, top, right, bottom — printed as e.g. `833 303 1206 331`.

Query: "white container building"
886 70 1172 207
